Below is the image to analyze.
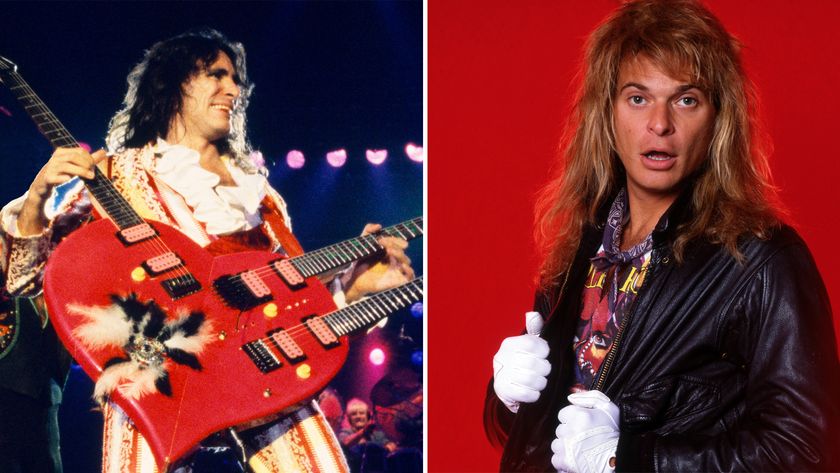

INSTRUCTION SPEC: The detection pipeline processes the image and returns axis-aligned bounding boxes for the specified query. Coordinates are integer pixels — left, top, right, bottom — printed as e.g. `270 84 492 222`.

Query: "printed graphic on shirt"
571 247 650 391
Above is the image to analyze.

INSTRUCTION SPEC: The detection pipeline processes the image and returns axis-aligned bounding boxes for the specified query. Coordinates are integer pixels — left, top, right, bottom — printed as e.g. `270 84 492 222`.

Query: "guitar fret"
297 259 316 278
286 218 423 280
325 277 423 336
323 249 341 268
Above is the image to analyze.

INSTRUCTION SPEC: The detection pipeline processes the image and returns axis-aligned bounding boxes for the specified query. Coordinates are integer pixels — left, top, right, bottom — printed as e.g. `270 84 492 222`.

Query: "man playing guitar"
1 28 414 472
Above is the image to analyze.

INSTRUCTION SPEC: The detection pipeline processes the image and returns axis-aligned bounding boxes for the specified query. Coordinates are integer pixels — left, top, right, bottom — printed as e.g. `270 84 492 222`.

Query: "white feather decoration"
70 296 212 402
69 303 133 349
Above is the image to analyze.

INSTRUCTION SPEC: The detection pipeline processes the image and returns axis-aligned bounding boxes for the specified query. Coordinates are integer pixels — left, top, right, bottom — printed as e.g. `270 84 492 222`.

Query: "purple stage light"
411 350 423 367
249 150 265 168
366 149 388 165
0 106 11 117
369 347 386 366
78 142 92 152
405 143 425 162
326 149 347 167
286 150 305 169
410 302 423 319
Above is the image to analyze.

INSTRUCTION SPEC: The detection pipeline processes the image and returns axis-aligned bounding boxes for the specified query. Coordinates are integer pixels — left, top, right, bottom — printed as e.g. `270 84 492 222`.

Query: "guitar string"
225 219 423 281
244 279 423 353
12 75 203 284
237 277 423 346
12 69 420 280
11 77 187 275
10 75 423 317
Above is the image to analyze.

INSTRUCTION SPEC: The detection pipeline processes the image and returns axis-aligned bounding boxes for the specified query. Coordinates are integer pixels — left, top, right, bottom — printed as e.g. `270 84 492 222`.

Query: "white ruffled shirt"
152 138 268 237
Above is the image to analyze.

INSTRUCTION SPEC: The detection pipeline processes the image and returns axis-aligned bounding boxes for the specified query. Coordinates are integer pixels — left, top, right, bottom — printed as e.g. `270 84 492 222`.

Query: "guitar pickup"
270 259 306 289
304 316 340 349
142 252 183 276
213 272 273 311
242 339 282 374
267 328 306 364
161 274 202 300
116 223 158 246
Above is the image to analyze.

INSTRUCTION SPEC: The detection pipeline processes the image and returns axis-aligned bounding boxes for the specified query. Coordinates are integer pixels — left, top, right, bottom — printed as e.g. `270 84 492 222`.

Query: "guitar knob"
296 364 312 379
131 267 146 282
263 303 278 318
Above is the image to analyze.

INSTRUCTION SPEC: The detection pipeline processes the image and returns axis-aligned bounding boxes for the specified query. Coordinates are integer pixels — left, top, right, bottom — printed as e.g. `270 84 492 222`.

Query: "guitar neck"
323 276 423 336
289 217 423 278
0 63 143 229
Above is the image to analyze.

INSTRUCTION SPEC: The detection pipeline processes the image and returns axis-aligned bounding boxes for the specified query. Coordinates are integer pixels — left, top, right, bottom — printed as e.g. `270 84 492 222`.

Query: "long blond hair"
535 0 783 287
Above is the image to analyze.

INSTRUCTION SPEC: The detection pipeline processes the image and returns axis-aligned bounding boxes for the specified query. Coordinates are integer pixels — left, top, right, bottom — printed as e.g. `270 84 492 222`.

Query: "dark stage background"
430 0 840 471
0 2 423 471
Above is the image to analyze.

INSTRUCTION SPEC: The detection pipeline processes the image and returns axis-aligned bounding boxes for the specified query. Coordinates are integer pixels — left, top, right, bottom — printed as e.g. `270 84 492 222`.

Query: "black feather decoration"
168 348 202 370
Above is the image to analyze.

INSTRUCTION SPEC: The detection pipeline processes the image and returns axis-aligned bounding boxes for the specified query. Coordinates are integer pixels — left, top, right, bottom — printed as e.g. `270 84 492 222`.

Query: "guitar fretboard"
0 67 143 229
323 276 423 336
290 217 423 277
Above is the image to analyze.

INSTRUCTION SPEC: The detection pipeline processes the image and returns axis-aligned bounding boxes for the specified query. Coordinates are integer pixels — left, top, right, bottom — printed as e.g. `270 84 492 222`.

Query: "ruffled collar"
151 138 267 235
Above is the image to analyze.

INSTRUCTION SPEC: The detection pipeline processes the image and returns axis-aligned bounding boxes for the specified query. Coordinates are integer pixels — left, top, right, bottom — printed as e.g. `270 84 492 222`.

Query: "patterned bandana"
590 188 659 271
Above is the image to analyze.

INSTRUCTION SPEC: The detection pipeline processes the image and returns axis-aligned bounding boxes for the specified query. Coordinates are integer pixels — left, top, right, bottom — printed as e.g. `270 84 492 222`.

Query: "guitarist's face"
177 52 241 144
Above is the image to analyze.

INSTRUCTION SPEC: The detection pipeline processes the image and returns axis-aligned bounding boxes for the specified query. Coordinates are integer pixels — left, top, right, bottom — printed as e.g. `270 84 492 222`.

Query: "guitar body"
2 56 421 470
44 219 346 467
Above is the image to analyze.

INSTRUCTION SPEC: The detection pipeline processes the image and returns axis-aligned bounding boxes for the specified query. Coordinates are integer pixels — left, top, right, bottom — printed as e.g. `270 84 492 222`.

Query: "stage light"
286 150 305 169
78 142 91 152
369 347 386 366
366 149 388 165
0 106 11 117
326 149 347 167
410 302 423 319
405 143 425 162
250 150 265 168
411 350 423 367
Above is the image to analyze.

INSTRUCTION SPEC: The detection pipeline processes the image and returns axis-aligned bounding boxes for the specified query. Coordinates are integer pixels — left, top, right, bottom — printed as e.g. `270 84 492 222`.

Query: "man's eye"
678 97 697 106
629 95 645 105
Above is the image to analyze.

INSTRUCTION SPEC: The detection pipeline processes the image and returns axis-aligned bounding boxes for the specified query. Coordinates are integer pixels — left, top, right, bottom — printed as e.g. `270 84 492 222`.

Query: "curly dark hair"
106 28 257 171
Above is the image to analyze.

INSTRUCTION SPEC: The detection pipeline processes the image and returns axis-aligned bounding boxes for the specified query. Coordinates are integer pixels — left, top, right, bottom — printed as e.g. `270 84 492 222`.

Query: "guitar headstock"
0 56 18 83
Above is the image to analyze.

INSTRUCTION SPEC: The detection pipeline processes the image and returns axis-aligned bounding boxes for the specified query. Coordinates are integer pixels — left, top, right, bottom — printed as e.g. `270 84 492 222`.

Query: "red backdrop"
429 1 840 471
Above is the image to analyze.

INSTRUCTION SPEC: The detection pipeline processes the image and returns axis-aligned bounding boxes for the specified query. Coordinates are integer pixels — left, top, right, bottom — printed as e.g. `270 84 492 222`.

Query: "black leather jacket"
485 209 840 471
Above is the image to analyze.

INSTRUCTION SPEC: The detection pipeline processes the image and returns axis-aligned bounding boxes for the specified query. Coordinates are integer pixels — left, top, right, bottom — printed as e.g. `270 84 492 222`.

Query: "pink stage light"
405 143 425 162
369 348 386 366
326 149 347 167
365 149 388 165
249 150 265 168
286 150 305 169
78 142 92 153
0 106 11 117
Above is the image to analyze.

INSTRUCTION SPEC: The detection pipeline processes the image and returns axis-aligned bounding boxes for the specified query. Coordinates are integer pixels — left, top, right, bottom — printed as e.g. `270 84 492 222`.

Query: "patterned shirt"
571 188 662 391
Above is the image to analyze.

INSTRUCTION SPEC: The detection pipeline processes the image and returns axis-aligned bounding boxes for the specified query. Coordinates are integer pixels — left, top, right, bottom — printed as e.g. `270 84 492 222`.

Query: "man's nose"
223 77 240 99
648 102 674 136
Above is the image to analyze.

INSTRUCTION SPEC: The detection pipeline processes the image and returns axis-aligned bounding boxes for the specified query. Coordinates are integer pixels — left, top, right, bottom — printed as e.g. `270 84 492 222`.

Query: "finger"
507 372 548 392
550 438 573 472
385 247 411 265
379 235 408 250
91 149 109 165
525 311 544 336
509 352 552 376
568 390 611 408
52 161 96 180
499 382 543 404
361 223 381 236
557 405 590 426
500 335 549 358
43 173 75 186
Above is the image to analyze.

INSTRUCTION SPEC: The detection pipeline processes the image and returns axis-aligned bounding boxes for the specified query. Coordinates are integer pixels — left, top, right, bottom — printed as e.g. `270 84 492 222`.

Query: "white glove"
551 390 619 473
492 311 551 413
